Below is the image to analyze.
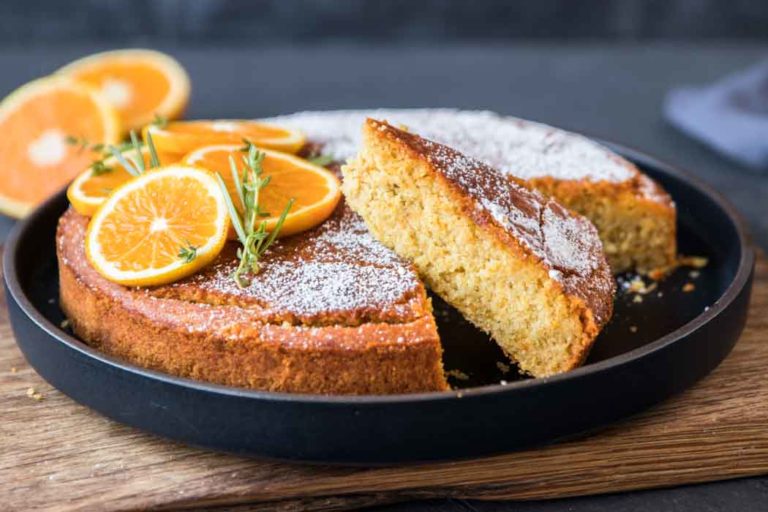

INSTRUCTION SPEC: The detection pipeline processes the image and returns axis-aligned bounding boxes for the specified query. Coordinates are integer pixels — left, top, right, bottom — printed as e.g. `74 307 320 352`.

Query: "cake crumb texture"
342 119 615 376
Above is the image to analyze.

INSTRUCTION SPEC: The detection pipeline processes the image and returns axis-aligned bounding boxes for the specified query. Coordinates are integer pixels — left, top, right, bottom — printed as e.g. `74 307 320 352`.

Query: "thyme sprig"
216 141 294 288
90 160 113 176
65 135 104 154
178 243 198 263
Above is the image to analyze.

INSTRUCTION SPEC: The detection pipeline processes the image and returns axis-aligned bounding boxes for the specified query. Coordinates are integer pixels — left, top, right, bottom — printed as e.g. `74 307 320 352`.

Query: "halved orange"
67 146 178 216
145 120 306 161
182 144 340 238
86 165 229 287
57 49 190 132
0 77 121 218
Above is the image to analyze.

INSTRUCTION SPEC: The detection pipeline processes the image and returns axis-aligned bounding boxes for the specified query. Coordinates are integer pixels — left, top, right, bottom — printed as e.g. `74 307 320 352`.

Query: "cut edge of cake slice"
342 119 616 377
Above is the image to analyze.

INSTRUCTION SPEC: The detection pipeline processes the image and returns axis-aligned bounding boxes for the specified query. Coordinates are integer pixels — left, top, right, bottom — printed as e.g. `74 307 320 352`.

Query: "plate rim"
2 137 755 406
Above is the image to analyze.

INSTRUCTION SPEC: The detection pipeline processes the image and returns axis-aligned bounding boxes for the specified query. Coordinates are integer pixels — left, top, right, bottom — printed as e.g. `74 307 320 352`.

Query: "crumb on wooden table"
496 361 511 374
25 387 44 400
629 325 638 333
682 283 696 293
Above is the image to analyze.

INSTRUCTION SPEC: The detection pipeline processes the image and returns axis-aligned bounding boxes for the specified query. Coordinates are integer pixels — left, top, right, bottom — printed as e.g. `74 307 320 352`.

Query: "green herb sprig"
89 160 113 176
105 130 162 177
151 113 168 128
178 243 198 263
68 130 162 178
303 146 334 167
308 154 334 167
65 135 104 154
217 141 294 288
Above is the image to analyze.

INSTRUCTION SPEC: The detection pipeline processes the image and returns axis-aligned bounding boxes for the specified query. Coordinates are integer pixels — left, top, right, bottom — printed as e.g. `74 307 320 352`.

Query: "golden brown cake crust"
57 208 448 395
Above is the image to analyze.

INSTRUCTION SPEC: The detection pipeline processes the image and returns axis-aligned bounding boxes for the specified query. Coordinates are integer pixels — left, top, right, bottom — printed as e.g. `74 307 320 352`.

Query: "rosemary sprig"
217 141 294 288
104 130 162 177
178 243 198 263
146 130 161 168
67 130 162 179
107 143 142 177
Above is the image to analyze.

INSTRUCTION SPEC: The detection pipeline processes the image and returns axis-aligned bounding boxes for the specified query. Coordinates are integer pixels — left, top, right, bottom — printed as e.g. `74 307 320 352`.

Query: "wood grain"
1 252 767 512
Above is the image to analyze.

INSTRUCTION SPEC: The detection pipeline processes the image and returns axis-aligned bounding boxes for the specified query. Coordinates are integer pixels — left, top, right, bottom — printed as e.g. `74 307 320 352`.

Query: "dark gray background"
1 1 767 511
3 0 768 44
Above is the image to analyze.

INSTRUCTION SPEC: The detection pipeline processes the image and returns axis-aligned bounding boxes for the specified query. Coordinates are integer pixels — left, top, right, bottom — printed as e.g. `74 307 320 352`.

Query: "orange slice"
86 165 229 287
183 144 340 238
145 120 306 160
0 77 121 218
57 49 190 132
67 146 179 216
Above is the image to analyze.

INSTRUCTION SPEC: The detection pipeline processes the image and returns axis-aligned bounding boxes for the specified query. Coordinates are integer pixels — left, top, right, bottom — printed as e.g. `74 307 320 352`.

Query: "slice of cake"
342 119 615 377
270 109 676 274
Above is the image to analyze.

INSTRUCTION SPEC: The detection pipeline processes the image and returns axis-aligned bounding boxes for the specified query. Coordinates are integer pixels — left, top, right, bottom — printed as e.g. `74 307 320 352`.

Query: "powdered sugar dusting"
410 132 605 279
541 203 605 276
162 204 424 323
267 109 635 182
245 261 416 314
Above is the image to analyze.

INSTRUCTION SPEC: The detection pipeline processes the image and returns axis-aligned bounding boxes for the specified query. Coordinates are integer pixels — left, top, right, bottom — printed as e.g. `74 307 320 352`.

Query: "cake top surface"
368 119 615 325
268 108 637 183
160 203 425 325
58 207 427 327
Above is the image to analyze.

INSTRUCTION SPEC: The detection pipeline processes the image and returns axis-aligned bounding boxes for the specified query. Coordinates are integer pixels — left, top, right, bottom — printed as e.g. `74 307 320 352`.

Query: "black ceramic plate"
3 142 754 465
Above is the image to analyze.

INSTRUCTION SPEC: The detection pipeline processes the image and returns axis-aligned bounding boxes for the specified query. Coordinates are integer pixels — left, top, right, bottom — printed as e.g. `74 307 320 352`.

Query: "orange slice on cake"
183 144 340 238
57 49 190 132
86 165 229 287
0 77 121 218
146 120 306 160
67 146 178 216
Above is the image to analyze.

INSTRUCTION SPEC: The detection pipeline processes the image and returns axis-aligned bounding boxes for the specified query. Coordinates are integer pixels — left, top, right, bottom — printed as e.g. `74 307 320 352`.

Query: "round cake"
58 109 670 394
